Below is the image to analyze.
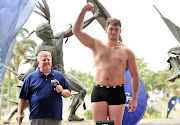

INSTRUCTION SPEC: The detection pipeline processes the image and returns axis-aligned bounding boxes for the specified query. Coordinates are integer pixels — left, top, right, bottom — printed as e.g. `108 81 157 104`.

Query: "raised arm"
64 16 96 38
127 49 140 112
72 2 96 49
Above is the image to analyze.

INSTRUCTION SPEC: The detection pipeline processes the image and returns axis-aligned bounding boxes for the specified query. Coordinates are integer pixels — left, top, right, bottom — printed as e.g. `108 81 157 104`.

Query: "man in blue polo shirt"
16 51 71 125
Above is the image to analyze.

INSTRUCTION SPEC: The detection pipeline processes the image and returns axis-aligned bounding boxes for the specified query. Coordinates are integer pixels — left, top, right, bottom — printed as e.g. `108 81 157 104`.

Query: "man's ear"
120 29 122 33
37 61 39 66
105 27 107 33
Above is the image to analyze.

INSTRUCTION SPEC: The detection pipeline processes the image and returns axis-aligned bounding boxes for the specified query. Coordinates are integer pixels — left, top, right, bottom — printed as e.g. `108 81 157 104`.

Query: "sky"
19 0 180 74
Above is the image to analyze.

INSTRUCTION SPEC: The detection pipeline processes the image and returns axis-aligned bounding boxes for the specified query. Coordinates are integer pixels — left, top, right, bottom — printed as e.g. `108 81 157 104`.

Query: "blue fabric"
167 96 180 118
0 0 37 87
19 68 71 120
122 68 147 125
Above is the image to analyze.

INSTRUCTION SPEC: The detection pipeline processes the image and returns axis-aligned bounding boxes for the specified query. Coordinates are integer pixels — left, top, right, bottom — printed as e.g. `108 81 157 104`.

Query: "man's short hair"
37 51 52 61
106 18 121 28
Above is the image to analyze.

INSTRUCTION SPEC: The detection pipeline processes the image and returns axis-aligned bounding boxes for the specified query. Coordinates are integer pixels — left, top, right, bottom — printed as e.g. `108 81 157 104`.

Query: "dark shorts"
91 83 126 105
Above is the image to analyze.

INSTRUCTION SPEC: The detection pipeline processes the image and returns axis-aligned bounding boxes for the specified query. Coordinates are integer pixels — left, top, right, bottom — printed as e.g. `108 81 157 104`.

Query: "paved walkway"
1 119 180 125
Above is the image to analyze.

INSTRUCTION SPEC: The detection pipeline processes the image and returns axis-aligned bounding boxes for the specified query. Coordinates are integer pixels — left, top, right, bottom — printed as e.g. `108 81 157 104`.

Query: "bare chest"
94 46 128 66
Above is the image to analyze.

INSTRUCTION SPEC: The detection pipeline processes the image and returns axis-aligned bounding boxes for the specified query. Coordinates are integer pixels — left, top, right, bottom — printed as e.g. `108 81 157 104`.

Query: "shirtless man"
72 2 140 125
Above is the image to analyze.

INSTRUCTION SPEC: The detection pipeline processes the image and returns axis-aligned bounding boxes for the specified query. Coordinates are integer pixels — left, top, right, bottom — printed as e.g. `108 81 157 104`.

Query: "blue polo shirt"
19 68 71 120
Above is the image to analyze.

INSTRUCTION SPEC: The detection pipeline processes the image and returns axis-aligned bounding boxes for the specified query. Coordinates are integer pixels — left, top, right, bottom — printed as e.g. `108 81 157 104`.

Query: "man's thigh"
30 118 62 125
91 101 108 122
109 104 125 125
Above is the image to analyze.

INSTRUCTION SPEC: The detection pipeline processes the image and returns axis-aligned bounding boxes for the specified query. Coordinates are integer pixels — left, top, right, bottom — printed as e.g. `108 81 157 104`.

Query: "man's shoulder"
52 70 66 80
24 70 39 82
120 43 133 52
52 69 63 75
117 43 135 57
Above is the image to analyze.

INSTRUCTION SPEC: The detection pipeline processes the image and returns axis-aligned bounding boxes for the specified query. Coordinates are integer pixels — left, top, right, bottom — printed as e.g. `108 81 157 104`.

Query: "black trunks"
91 83 126 105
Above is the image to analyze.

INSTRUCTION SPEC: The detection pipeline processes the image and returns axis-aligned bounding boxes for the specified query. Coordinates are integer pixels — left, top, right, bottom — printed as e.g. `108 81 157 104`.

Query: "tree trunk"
14 64 19 101
0 79 5 119
14 76 19 101
8 70 11 113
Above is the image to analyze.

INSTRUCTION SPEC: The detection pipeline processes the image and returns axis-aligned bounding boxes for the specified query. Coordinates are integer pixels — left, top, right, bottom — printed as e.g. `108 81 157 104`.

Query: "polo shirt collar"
37 67 55 77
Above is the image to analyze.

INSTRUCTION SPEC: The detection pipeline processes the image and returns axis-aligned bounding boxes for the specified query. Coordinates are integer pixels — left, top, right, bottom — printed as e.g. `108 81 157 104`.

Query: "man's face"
41 27 54 39
106 24 121 41
38 54 52 72
36 24 54 39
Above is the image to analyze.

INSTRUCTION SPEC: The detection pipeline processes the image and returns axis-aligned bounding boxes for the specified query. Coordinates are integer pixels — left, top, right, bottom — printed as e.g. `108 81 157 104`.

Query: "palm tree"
0 79 5 119
8 28 37 101
169 80 180 96
135 57 150 82
135 57 168 99
145 72 167 89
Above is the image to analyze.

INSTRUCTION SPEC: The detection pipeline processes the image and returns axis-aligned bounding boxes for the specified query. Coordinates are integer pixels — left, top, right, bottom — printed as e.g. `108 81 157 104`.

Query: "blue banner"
0 0 37 87
167 96 180 118
122 68 147 125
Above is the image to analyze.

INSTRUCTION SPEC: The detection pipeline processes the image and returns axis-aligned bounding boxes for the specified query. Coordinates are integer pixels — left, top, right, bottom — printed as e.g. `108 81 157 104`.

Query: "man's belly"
93 69 126 86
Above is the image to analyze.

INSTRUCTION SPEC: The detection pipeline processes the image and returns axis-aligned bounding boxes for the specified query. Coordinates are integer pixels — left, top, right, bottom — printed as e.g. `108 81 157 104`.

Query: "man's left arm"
127 49 140 112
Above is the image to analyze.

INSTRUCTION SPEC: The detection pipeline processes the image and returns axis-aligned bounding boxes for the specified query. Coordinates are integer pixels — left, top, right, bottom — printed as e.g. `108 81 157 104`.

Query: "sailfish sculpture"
154 5 180 82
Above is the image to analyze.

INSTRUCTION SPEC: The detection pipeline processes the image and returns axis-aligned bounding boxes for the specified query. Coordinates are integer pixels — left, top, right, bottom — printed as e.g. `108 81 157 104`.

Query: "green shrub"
84 109 93 120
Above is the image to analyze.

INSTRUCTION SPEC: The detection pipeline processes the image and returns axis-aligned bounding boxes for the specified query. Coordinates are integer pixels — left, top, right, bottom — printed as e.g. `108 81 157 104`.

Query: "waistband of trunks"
94 83 124 88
